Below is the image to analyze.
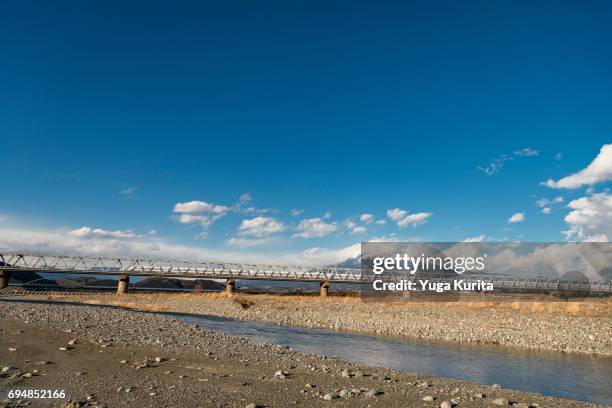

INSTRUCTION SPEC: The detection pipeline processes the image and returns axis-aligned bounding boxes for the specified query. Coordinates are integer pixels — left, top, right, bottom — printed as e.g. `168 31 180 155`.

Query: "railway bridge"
1 253 611 296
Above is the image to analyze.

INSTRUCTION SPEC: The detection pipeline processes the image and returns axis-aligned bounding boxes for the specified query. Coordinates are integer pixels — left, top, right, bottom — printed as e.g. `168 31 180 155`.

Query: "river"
177 313 612 406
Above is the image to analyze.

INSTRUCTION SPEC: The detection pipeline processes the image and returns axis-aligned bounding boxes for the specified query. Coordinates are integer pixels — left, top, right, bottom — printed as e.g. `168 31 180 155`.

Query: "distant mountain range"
331 256 360 268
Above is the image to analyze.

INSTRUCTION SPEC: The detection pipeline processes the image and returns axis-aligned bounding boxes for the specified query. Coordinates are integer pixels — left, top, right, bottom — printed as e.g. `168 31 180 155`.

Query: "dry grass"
43 291 612 317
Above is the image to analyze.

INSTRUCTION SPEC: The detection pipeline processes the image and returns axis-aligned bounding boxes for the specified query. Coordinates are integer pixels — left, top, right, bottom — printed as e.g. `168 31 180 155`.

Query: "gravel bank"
61 293 612 356
0 298 606 408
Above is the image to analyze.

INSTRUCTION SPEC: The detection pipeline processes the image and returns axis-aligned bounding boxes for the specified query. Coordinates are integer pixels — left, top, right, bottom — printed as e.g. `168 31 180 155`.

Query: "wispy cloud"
351 226 367 235
478 147 539 175
477 155 513 176
290 209 304 217
119 186 137 198
70 226 138 239
514 147 539 157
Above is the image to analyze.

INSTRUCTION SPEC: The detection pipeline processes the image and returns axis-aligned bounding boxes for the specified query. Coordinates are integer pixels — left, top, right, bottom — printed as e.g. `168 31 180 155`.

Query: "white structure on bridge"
1 253 611 295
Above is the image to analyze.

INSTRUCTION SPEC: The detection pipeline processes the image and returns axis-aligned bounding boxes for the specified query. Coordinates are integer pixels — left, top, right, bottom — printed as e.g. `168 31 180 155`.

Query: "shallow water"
177 313 612 406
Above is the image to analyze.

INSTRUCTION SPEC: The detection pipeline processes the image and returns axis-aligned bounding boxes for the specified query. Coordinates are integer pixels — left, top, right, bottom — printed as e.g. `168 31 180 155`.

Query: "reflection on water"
177 314 612 406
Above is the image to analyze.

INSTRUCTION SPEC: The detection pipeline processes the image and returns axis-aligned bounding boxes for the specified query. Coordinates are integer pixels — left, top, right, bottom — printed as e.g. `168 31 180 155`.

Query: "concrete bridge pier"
226 278 235 294
117 275 129 294
0 271 11 289
319 281 330 297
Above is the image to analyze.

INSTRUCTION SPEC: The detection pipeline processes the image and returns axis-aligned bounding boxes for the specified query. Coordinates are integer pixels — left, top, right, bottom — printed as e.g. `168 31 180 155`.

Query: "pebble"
492 398 510 405
245 404 258 408
274 370 288 379
365 389 383 397
341 368 351 378
423 396 434 401
440 401 454 408
323 393 337 400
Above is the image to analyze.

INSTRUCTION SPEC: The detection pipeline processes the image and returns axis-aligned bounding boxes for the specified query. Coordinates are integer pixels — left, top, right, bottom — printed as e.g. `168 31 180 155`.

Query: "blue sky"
1 1 611 264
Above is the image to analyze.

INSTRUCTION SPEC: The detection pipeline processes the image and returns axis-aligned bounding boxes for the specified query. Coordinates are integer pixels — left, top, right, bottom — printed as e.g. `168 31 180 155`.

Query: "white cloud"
148 229 157 235
387 208 407 221
176 214 219 230
359 214 374 223
296 243 360 266
323 211 332 219
536 196 564 208
351 226 367 235
386 208 432 228
562 193 612 242
119 186 137 198
70 226 137 239
375 219 386 225
507 212 525 223
290 209 304 217
237 216 286 238
555 152 562 161
543 144 612 189
344 219 357 229
514 147 539 157
0 223 363 267
464 234 485 242
542 207 552 215
173 200 231 236
293 218 338 239
173 201 229 215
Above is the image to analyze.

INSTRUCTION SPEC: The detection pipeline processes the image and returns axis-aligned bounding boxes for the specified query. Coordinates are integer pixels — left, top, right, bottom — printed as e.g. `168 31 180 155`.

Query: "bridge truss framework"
0 253 610 295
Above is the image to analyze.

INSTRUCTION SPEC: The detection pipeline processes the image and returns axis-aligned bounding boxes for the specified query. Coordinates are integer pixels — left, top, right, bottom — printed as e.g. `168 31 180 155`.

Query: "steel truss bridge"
1 253 611 294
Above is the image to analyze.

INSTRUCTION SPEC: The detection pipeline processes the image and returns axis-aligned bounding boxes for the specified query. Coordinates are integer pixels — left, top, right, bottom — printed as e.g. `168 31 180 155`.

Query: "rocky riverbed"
0 298 607 408
44 292 612 356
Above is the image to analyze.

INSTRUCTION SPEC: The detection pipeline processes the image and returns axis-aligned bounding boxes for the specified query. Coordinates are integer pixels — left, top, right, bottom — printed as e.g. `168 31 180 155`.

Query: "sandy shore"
0 298 606 408
30 292 612 356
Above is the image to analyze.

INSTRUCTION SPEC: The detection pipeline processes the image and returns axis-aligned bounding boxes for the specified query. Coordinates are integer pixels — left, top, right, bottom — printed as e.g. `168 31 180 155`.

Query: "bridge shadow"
0 296 239 324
